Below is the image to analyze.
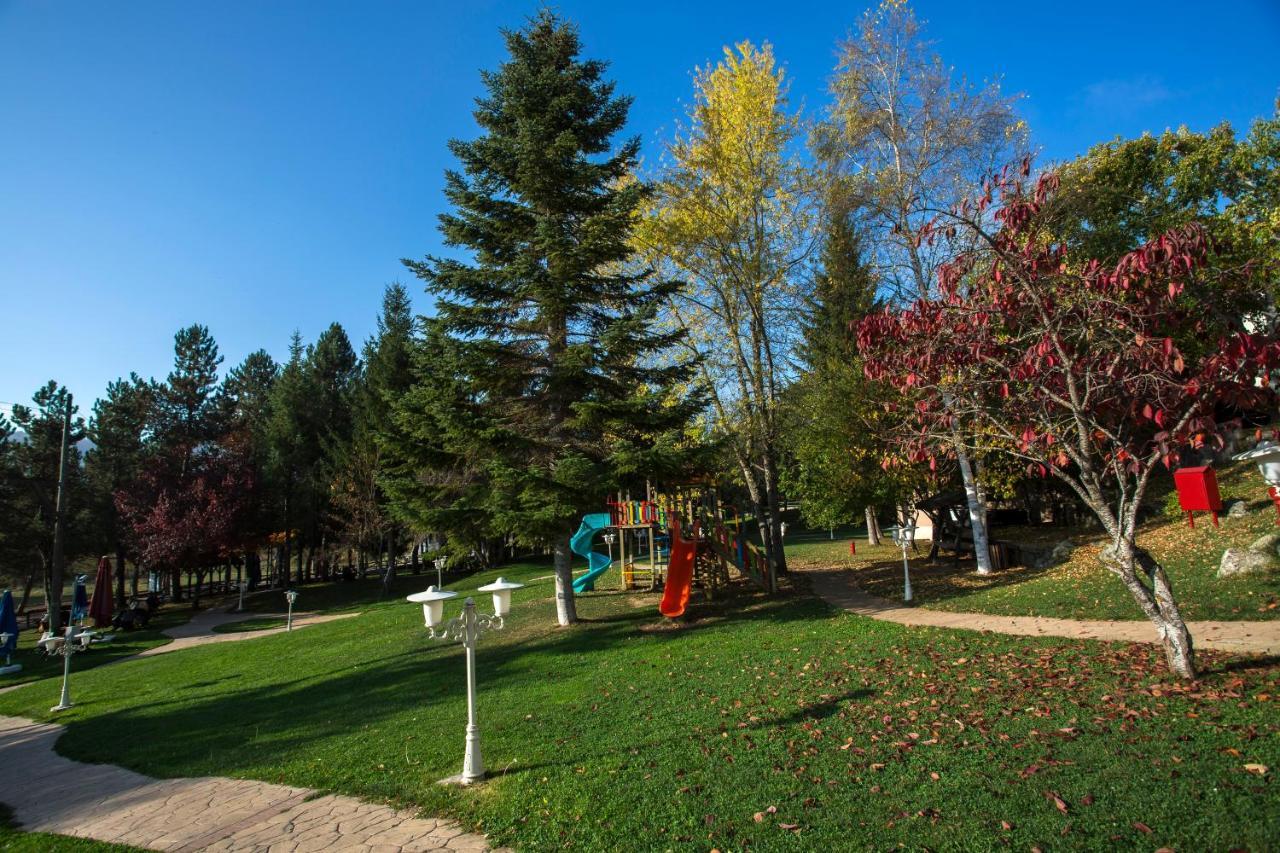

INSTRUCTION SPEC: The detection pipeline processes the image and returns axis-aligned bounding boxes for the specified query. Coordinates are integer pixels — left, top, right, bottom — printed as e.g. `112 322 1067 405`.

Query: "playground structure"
571 485 779 617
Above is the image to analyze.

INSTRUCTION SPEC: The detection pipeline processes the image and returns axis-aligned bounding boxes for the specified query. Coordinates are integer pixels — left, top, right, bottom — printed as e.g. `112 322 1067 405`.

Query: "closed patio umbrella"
88 556 115 628
1 589 18 668
71 575 89 625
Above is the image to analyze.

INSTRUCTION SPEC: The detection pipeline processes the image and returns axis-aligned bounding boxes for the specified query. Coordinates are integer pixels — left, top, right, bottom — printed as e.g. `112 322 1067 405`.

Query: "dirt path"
0 715 501 852
801 565 1280 656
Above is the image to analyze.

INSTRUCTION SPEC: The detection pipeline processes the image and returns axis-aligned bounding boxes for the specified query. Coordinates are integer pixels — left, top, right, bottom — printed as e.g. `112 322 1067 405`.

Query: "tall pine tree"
401 12 701 625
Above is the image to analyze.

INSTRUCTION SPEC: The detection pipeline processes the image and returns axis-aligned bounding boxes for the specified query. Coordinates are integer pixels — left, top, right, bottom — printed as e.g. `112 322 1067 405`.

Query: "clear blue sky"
1 0 1277 416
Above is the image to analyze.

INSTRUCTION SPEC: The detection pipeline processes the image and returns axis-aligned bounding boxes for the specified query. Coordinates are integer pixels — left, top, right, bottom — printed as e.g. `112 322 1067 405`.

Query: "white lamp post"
407 577 524 785
1234 441 1280 525
37 624 96 712
284 589 298 631
603 532 616 565
434 556 448 590
889 520 916 603
237 580 248 612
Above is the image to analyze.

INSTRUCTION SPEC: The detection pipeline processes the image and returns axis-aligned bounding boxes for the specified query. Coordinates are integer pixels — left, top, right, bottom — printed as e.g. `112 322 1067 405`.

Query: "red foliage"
116 444 255 572
857 164 1279 481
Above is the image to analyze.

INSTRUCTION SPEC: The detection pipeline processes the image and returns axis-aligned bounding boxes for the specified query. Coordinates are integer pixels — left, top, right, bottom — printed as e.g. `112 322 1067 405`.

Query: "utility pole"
47 394 73 634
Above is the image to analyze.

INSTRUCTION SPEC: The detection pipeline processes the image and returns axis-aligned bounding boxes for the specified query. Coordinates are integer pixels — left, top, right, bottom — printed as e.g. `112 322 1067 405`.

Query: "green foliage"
781 211 913 528
151 325 224 460
397 11 701 562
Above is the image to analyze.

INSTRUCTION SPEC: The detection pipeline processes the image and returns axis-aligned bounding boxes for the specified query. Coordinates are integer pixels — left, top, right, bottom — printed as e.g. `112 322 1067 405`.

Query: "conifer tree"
86 374 153 605
401 12 701 625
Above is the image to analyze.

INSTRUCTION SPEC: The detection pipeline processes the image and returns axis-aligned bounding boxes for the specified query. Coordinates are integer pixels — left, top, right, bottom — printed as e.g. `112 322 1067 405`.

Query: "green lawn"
0 608 188 689
0 562 1274 851
210 615 288 634
784 462 1280 622
0 807 146 853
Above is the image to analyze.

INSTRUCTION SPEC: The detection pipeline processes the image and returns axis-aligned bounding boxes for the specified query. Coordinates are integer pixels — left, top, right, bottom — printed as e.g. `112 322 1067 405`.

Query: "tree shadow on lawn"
828 551 1064 608
47 586 831 781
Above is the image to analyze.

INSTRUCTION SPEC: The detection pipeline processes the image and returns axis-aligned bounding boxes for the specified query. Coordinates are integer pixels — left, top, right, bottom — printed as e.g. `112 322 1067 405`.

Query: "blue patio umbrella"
71 575 89 624
0 589 18 665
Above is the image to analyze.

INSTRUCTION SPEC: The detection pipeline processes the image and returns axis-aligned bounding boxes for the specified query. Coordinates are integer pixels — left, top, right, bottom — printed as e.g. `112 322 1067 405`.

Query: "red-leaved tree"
117 444 254 605
858 161 1280 679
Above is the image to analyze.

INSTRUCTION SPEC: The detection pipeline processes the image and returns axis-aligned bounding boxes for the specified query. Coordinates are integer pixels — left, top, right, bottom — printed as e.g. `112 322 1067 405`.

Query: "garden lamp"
37 624 96 712
407 577 525 785
284 589 298 631
1233 440 1280 524
476 577 523 617
407 585 457 628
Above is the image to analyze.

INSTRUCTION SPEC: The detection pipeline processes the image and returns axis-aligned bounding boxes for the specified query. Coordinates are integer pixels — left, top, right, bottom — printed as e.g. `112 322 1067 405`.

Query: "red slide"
659 519 699 618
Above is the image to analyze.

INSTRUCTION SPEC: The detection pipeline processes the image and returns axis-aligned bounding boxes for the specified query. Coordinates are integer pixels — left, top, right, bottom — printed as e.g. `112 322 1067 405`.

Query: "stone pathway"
801 565 1280 656
0 715 501 852
133 606 360 659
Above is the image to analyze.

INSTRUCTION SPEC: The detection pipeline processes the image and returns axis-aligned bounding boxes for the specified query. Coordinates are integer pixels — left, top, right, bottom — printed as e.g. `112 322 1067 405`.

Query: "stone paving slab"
803 566 1280 655
0 715 503 852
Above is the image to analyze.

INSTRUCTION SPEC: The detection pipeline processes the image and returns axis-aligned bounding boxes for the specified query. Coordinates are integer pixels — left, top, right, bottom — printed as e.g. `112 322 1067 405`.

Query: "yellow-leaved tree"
635 42 820 576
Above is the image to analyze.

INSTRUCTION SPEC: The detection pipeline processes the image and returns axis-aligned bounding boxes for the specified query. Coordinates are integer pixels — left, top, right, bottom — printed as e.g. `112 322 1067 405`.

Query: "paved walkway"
0 715 500 851
133 606 360 658
802 566 1280 656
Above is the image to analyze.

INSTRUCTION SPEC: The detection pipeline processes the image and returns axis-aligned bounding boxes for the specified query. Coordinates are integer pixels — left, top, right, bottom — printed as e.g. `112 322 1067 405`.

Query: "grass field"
0 608 189 689
0 560 1274 851
784 461 1280 622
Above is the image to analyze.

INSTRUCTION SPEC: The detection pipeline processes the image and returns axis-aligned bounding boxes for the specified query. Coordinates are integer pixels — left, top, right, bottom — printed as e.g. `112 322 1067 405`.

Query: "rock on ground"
1248 532 1280 556
1218 547 1275 578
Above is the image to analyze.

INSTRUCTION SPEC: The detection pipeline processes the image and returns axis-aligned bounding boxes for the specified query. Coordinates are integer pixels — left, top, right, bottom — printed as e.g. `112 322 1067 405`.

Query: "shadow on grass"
47 579 830 781
831 551 1065 609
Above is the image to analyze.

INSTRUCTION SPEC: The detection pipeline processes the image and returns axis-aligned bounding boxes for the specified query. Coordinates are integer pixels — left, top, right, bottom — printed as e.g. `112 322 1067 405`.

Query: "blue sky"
1 0 1277 417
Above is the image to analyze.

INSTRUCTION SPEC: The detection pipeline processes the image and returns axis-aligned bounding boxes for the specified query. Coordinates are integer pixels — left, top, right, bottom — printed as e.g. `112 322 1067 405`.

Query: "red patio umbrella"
88 556 115 628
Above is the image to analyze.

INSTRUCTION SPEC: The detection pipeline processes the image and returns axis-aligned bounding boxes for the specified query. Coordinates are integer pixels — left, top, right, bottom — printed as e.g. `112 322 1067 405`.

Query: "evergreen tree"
10 383 88 620
400 12 701 625
222 349 278 587
85 374 153 606
333 284 416 591
153 324 225 471
265 333 316 586
781 211 911 533
305 323 359 577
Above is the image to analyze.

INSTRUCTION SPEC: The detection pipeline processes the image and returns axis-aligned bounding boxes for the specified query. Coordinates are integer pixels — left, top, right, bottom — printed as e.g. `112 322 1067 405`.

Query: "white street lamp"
284 589 299 631
602 532 616 566
434 556 448 590
237 580 248 612
477 577 522 617
37 624 96 712
888 519 916 603
407 577 525 785
408 585 457 629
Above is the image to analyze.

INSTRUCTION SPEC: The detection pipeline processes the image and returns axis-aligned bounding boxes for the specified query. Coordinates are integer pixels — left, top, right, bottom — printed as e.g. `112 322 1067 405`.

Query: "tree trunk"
171 567 183 602
955 444 993 574
1118 545 1197 679
865 506 882 546
553 532 578 626
114 546 127 609
762 451 788 575
16 565 37 613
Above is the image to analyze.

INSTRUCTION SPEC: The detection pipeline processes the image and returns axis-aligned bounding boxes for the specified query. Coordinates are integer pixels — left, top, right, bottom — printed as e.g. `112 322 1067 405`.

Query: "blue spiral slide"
570 513 613 593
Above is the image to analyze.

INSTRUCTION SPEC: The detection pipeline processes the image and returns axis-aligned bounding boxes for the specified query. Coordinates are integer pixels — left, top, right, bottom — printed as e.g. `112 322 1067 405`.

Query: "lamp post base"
437 771 486 786
50 702 73 712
